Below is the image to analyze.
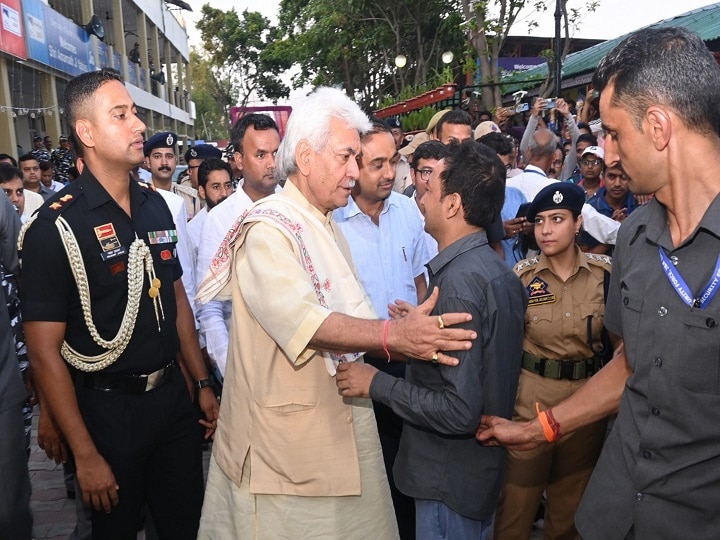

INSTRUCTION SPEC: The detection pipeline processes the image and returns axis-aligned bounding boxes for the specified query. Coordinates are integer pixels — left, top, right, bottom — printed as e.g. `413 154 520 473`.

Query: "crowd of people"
1 25 719 540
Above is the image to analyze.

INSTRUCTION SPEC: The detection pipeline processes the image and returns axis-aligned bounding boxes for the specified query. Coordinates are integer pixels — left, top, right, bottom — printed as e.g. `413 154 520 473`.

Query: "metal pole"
554 0 562 96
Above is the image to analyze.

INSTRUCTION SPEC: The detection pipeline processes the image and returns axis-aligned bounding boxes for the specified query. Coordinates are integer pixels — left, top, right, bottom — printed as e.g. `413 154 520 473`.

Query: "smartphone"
515 102 530 113
515 202 531 219
543 98 557 110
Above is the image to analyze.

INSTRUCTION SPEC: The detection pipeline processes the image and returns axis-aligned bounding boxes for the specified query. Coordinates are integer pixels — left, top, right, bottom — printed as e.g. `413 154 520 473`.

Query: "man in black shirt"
20 69 218 539
337 141 527 538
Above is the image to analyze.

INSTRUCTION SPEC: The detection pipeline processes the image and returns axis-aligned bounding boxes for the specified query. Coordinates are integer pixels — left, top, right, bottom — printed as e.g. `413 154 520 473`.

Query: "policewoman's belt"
522 351 598 380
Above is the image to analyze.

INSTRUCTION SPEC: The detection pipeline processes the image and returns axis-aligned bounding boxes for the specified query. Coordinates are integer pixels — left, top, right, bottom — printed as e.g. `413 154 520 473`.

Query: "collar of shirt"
533 245 590 279
337 193 395 221
634 192 720 251
523 164 547 177
427 230 488 278
76 167 149 212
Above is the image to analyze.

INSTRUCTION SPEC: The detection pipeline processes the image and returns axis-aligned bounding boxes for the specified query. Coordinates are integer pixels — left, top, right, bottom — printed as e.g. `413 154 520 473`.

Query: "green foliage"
401 107 437 132
196 5 290 112
189 49 232 139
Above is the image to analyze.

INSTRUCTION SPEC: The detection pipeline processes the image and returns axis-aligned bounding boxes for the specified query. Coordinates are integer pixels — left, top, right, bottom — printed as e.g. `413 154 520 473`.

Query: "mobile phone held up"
543 98 557 110
515 102 530 113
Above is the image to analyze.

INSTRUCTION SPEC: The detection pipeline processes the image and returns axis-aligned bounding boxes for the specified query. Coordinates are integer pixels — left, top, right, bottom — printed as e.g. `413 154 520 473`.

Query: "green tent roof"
501 2 720 95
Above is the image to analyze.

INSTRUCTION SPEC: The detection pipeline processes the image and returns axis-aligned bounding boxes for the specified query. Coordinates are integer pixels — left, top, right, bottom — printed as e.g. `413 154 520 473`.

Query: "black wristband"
196 378 212 390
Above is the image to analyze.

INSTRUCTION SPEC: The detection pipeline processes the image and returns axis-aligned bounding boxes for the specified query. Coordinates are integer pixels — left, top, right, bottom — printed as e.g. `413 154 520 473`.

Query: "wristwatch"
196 378 212 390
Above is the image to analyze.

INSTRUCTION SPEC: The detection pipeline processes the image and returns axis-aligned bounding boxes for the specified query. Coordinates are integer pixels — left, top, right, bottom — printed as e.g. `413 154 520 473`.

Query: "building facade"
0 0 194 157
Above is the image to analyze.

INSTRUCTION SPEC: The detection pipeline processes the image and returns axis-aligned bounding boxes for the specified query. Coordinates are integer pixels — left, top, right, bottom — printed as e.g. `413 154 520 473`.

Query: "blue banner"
22 0 95 77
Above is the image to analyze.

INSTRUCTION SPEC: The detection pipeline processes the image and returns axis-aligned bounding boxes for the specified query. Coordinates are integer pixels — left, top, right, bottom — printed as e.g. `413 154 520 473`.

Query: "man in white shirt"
334 120 429 538
508 128 620 246
187 159 234 276
195 114 281 378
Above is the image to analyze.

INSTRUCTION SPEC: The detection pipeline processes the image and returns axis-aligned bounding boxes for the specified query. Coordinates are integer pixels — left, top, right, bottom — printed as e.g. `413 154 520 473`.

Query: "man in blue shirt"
337 141 527 539
334 119 429 539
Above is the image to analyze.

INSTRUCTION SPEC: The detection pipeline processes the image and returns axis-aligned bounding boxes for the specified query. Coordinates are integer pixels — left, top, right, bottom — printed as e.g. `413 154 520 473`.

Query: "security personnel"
20 70 218 539
493 182 612 540
51 135 74 184
144 132 201 221
30 135 51 163
184 143 222 194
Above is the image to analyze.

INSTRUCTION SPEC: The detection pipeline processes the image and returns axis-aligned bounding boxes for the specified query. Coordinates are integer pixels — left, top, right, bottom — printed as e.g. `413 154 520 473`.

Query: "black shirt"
21 169 182 375
370 231 528 520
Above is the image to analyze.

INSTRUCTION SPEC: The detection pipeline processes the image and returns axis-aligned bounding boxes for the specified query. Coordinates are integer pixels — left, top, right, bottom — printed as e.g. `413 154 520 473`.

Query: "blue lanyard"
659 247 720 309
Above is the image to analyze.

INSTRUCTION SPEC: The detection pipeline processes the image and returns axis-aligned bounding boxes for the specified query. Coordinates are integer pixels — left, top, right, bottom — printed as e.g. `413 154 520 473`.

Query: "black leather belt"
79 362 175 394
522 351 597 380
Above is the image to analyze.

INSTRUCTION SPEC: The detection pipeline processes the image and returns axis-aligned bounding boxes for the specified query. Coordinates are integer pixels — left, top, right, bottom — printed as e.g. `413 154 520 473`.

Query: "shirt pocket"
679 309 720 395
579 302 605 349
620 289 643 371
525 305 554 345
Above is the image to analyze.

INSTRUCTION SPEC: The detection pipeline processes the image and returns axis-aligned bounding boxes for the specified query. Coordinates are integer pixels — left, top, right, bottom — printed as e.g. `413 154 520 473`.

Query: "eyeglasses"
552 159 563 166
416 168 433 181
580 158 602 167
605 172 628 181
187 165 200 170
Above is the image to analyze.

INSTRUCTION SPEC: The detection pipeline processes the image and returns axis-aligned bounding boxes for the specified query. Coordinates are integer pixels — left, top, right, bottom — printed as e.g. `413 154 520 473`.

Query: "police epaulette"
584 253 613 267
514 257 540 274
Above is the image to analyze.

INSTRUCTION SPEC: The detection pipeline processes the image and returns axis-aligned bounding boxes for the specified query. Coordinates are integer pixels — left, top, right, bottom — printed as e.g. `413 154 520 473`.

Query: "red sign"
0 0 27 59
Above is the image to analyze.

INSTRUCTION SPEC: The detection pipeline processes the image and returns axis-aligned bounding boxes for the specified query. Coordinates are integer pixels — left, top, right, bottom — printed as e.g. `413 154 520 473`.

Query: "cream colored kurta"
198 181 398 539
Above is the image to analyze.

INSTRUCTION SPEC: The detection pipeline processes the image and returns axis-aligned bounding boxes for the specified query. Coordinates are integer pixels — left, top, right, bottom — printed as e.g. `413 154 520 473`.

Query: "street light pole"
554 0 563 96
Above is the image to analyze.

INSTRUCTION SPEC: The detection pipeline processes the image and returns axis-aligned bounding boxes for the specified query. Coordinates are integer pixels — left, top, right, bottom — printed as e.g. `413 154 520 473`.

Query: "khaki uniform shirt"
514 247 611 360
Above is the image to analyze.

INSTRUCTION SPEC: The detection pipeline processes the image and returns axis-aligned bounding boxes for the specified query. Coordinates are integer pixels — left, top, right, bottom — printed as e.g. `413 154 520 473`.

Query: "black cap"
143 132 177 156
526 182 585 222
386 117 401 130
184 144 222 163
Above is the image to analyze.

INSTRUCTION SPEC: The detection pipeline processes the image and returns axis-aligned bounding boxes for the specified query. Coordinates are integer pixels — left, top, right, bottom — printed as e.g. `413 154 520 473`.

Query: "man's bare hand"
556 98 571 117
476 415 546 451
336 362 378 398
76 452 119 513
37 408 68 464
532 98 546 117
198 387 219 440
389 287 475 366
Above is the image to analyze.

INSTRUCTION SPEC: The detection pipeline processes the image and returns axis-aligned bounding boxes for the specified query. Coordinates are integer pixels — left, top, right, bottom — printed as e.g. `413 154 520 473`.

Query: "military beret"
184 144 222 164
526 182 585 222
386 117 402 130
143 132 177 156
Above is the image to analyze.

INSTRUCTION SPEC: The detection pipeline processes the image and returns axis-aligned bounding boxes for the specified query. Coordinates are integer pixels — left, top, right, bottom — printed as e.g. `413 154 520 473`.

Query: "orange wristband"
382 320 391 362
536 402 560 442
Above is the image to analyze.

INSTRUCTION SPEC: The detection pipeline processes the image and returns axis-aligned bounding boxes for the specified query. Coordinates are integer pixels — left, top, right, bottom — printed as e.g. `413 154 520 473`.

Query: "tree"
189 49 232 140
460 0 599 110
196 6 291 111
275 0 465 110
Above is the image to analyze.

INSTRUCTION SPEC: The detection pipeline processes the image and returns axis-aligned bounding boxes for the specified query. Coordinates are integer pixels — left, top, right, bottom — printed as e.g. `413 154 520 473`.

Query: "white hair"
275 87 371 180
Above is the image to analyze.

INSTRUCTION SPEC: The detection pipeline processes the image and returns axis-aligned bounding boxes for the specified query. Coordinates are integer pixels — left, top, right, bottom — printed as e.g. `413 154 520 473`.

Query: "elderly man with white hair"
196 87 477 539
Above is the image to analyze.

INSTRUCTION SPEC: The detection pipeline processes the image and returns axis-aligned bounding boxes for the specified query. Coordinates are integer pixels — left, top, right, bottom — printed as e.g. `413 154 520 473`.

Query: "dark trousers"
76 370 203 540
0 401 33 540
366 357 415 540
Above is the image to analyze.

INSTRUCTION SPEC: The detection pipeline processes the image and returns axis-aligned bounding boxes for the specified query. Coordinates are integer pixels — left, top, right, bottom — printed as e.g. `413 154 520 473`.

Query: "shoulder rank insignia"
49 193 73 211
585 253 612 266
527 276 556 305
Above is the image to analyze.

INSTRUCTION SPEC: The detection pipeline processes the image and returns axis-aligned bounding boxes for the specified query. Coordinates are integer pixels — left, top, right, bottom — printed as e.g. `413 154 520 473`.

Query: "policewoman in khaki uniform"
494 182 611 540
